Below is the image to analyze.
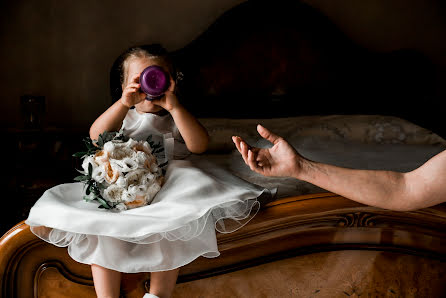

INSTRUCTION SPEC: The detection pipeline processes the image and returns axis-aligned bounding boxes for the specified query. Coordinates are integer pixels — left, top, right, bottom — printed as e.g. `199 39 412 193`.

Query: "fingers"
130 73 140 84
125 82 140 91
232 136 266 173
232 136 250 154
257 124 282 145
247 149 256 169
233 137 249 165
122 81 145 107
247 149 264 173
232 136 252 161
168 77 175 92
240 141 249 165
232 136 242 153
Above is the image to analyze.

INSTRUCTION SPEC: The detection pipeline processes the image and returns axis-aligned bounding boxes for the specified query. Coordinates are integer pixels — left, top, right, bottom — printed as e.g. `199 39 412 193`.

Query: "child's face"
125 57 169 114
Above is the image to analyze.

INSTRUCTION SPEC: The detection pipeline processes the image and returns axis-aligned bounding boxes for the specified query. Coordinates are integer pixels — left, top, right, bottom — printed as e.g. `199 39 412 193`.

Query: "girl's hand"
151 78 180 112
120 73 146 108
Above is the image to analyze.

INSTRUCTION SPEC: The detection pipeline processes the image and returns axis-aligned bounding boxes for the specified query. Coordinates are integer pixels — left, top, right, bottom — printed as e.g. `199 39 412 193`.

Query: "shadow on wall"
0 0 445 131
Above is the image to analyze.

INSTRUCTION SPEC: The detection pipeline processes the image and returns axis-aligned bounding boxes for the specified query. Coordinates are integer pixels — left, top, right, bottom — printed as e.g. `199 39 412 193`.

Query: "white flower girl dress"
26 109 273 273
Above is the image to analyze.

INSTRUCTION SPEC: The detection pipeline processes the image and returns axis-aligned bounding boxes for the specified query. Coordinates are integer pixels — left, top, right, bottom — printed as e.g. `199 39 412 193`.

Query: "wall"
0 0 245 131
303 0 446 104
1 0 445 131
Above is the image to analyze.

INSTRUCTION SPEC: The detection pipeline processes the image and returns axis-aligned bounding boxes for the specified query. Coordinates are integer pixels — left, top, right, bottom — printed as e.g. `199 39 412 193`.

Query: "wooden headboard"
111 0 442 136
170 1 437 134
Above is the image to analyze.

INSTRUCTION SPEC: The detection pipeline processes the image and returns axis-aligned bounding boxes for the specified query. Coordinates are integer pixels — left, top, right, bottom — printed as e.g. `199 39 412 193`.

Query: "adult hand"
232 125 303 178
120 73 146 108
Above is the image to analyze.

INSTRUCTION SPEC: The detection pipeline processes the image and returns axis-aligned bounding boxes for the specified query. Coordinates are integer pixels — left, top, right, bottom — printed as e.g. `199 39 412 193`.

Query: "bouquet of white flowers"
73 131 166 210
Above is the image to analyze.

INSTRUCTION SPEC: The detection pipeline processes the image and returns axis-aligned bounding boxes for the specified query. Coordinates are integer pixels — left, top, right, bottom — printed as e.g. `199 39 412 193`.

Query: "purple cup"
139 65 170 100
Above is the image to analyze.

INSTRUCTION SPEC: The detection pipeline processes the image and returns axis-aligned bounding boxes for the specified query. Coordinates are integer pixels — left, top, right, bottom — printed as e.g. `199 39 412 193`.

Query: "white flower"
82 156 97 174
103 184 124 202
94 150 109 165
134 141 153 155
115 203 127 211
110 147 135 160
135 151 151 168
81 136 163 210
103 141 115 153
128 184 148 196
146 182 161 203
104 162 119 184
92 165 106 184
111 138 137 149
116 176 127 188
124 138 138 148
141 172 155 185
110 157 138 173
121 189 136 202
125 169 146 186
124 196 147 209
150 163 159 173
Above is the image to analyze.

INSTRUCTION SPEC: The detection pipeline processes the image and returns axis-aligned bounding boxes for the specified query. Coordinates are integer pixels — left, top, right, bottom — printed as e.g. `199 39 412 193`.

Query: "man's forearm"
295 159 408 210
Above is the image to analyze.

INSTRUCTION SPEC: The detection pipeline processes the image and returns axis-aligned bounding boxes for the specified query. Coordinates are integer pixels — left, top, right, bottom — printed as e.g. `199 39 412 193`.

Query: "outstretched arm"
297 150 446 211
233 125 446 211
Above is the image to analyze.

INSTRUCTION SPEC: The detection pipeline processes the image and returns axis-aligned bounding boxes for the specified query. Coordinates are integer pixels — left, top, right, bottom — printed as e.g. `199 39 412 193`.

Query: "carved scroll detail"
337 212 377 227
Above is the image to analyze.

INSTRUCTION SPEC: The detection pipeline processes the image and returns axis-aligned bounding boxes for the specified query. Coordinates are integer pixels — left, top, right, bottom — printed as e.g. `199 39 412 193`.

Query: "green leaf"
97 135 104 147
96 183 106 190
100 131 117 144
88 163 93 176
91 186 100 195
83 137 94 148
152 143 161 150
74 175 89 182
75 168 85 175
72 151 87 158
83 195 93 201
96 196 111 209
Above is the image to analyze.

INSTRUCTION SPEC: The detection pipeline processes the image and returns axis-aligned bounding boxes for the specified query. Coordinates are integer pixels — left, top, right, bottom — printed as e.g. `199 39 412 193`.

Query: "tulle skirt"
26 160 273 273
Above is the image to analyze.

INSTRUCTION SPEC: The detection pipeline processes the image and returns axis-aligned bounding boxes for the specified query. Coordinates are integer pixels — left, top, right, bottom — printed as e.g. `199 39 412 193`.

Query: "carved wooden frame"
1 193 445 297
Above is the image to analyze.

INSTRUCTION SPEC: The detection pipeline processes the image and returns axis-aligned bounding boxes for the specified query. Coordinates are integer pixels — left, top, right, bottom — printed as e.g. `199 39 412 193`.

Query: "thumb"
167 77 175 92
257 124 281 145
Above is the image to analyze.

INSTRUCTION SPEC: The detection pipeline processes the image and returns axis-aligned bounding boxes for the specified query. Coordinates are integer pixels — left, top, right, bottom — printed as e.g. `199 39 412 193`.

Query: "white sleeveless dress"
26 110 273 273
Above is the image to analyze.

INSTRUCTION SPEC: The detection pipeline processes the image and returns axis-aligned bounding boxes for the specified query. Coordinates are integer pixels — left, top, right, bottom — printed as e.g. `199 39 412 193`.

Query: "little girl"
26 44 272 298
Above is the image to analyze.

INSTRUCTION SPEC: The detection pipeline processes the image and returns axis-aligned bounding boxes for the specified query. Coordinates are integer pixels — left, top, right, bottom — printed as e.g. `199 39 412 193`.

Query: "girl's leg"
91 264 122 298
149 268 180 298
